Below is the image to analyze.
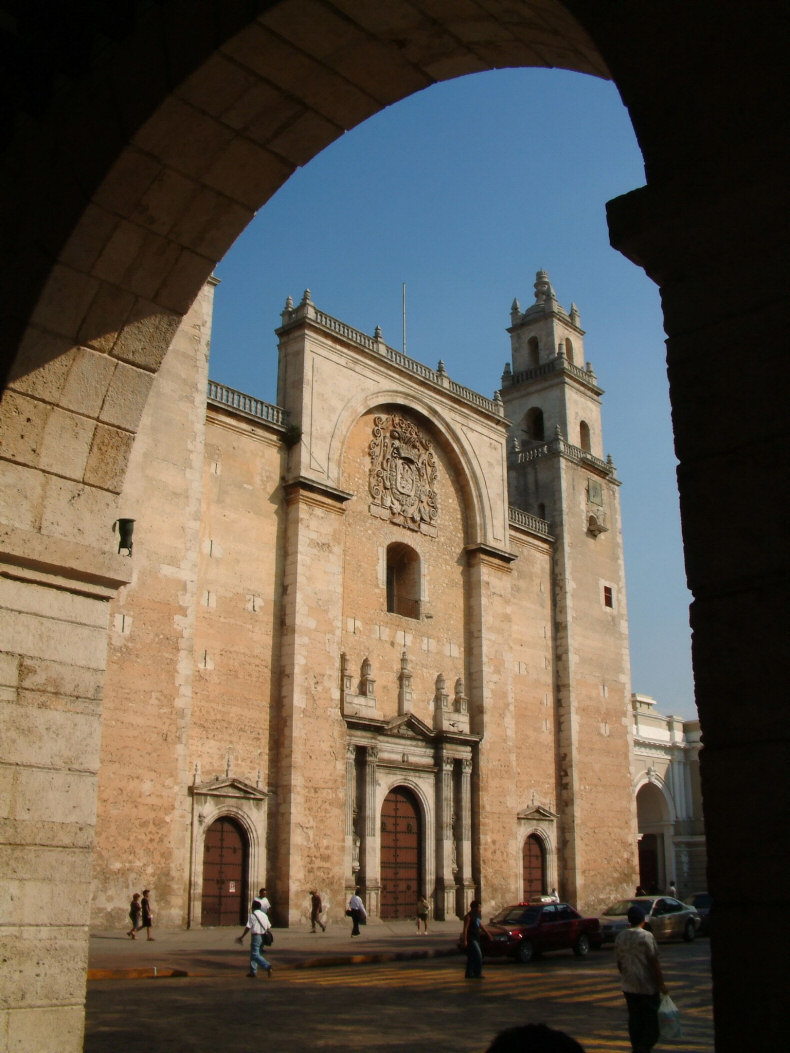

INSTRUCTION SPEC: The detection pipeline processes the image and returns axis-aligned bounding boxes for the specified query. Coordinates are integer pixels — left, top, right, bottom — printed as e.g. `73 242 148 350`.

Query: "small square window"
603 585 614 608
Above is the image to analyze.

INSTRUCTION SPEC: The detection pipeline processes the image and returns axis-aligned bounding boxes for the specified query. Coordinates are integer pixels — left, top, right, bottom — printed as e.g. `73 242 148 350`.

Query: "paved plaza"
85 921 712 1052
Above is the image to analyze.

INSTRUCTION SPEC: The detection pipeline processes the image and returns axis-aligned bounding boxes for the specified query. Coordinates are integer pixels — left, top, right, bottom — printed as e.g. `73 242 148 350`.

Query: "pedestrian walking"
416 894 430 934
255 887 271 914
127 893 141 938
614 905 668 1053
140 889 154 941
347 888 366 936
462 898 490 979
236 902 273 978
310 889 326 932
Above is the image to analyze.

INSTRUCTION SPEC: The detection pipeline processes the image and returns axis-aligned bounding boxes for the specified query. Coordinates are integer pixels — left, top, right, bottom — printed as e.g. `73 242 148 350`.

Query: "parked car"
684 892 712 935
599 896 700 943
477 902 602 963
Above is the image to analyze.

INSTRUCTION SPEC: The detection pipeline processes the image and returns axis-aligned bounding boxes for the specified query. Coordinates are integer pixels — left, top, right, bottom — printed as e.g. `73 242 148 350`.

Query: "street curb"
87 945 459 981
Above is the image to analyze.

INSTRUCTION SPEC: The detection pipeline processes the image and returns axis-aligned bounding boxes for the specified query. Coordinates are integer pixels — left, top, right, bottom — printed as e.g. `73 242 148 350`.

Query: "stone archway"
0 3 787 1050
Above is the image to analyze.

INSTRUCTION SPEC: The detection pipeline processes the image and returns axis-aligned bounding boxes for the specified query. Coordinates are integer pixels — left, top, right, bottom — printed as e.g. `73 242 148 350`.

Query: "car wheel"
517 939 534 964
683 920 696 942
573 933 590 957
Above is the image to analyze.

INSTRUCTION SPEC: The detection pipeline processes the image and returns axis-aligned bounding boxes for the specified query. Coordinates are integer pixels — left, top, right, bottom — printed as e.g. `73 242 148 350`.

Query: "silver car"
599 896 700 943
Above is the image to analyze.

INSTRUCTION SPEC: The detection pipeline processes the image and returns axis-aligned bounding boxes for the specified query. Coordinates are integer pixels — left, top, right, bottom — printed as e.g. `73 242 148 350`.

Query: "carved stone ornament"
369 414 438 535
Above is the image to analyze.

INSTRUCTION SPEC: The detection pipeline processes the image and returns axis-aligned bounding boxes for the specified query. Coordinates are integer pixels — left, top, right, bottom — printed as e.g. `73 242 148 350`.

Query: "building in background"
92 272 638 929
631 693 706 897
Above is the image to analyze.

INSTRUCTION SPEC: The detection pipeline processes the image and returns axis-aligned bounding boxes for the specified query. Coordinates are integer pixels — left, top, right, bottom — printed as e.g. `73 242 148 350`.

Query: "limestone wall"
91 283 214 928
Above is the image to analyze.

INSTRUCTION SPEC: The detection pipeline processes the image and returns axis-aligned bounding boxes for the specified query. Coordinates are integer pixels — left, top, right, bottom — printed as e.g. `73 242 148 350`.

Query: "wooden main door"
523 834 545 900
201 817 248 926
380 787 421 919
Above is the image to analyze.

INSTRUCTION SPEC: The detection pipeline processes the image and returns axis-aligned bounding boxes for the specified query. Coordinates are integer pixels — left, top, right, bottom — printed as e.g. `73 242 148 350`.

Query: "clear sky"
209 67 696 720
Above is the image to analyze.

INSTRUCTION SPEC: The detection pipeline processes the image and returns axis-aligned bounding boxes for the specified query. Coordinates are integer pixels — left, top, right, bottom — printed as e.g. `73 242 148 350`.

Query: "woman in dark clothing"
127 893 141 938
140 889 154 941
462 899 490 979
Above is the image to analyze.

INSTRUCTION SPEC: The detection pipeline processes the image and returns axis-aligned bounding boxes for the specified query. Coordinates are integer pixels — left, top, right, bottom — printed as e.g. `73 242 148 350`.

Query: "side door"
649 898 672 938
534 904 559 951
553 904 578 951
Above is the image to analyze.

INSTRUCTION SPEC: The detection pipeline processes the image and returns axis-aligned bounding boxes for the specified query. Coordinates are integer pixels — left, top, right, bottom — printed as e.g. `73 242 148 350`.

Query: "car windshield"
603 899 651 917
491 906 542 926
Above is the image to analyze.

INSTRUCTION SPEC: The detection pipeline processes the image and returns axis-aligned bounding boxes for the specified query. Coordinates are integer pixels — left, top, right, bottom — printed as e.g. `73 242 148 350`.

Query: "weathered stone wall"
191 411 283 785
553 460 636 913
91 282 214 928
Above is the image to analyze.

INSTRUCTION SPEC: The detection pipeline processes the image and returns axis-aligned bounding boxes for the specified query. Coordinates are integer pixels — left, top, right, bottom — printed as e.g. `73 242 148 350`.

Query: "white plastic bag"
658 993 682 1041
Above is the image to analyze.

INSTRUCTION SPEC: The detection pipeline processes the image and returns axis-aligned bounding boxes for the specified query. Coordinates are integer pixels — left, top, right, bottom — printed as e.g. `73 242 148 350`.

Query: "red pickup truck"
480 902 602 964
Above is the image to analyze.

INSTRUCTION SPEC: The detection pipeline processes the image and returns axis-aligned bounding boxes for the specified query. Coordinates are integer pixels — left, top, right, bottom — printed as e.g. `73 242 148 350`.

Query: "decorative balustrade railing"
311 309 501 416
207 381 288 427
511 437 614 476
504 355 599 390
508 507 553 538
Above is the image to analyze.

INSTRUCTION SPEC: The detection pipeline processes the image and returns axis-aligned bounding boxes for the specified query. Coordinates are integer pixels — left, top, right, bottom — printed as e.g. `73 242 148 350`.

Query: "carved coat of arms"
368 414 438 534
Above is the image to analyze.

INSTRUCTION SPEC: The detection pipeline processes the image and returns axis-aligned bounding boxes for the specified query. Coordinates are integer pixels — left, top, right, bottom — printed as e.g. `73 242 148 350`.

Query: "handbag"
262 929 273 946
658 994 682 1041
345 909 353 917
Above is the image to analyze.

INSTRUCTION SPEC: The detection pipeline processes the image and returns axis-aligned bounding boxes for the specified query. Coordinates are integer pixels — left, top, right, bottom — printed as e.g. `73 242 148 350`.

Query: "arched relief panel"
327 390 495 548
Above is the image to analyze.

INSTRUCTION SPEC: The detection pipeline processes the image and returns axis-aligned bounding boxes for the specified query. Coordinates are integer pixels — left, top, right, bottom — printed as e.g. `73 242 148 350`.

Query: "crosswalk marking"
281 959 712 1051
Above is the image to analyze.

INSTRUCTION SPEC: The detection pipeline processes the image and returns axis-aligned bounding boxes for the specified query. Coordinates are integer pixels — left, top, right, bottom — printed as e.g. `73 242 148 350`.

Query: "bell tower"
502 271 636 907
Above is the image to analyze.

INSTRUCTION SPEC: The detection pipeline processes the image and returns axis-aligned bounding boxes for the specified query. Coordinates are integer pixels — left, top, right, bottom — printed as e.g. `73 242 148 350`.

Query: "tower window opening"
528 336 539 367
603 586 614 609
579 420 591 452
565 338 575 363
386 543 421 619
524 407 545 442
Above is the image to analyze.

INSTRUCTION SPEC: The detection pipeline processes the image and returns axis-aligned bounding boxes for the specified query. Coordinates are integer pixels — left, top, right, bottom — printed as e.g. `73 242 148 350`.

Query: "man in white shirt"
348 888 366 936
255 887 271 914
615 905 668 1052
237 903 273 978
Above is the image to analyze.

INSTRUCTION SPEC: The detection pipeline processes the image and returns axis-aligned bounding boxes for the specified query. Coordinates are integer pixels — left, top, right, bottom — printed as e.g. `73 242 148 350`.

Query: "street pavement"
88 917 463 979
86 922 713 1052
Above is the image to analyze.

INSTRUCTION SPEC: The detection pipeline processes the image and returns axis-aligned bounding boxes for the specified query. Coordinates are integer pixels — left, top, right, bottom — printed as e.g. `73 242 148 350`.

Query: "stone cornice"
282 476 353 507
464 541 518 566
0 523 133 598
344 711 479 746
190 777 268 800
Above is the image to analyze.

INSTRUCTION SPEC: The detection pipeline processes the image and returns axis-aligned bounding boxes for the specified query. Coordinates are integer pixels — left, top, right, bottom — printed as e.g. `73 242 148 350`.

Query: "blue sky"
209 68 696 720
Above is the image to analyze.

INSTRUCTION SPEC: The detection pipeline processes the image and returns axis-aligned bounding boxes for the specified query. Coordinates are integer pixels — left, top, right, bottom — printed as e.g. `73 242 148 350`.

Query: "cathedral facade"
92 272 637 929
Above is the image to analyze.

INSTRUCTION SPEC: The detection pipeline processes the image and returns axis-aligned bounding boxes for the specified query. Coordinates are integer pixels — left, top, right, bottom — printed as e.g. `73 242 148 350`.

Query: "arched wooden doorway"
201 817 249 926
523 834 546 900
380 787 421 919
638 833 660 893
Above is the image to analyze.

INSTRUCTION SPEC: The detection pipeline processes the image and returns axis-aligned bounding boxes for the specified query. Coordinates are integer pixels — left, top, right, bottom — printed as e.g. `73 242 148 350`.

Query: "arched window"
565 338 575 363
524 407 545 442
386 543 421 619
528 335 539 367
579 420 591 452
